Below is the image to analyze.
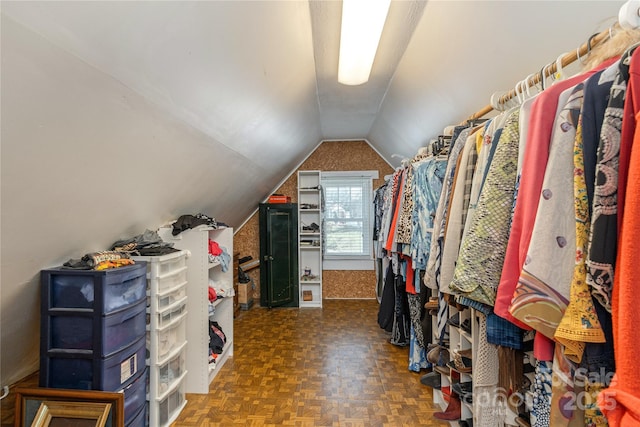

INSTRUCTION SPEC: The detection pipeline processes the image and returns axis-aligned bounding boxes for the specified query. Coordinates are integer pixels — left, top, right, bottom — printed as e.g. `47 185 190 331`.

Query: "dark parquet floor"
172 299 446 427
0 299 446 427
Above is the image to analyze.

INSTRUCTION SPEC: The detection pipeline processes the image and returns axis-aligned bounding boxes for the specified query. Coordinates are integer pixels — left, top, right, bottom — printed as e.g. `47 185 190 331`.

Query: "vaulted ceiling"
3 1 624 170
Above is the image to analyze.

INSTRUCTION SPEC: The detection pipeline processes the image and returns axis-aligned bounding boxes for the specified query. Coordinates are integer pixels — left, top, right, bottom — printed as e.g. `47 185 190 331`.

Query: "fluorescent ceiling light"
338 0 391 86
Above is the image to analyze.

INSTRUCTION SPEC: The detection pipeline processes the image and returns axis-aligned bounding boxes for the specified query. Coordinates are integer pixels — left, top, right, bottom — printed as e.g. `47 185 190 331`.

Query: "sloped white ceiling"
0 0 629 386
1 1 322 165
369 0 625 162
2 1 624 168
309 0 427 138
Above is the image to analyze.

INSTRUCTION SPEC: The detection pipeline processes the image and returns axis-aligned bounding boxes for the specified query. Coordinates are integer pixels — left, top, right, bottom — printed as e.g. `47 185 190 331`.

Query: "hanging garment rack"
465 27 613 122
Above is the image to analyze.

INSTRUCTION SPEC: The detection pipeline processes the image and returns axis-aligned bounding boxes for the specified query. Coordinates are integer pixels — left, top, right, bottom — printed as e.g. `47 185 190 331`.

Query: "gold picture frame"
14 388 124 427
31 401 111 427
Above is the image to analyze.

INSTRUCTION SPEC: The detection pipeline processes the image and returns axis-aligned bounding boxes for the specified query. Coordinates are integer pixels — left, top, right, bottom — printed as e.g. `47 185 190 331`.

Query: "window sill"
323 258 374 271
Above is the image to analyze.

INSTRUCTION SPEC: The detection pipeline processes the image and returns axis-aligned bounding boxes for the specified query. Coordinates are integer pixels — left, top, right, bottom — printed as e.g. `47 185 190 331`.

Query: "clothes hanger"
523 73 539 98
467 118 489 127
539 65 547 91
552 52 568 84
542 62 555 88
442 125 456 136
576 46 586 65
490 91 507 112
619 0 640 30
516 79 526 105
511 82 522 107
576 33 597 66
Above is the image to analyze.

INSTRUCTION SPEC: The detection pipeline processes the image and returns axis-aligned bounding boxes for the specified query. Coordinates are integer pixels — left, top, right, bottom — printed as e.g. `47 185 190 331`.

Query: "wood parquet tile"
172 299 448 427
0 300 448 427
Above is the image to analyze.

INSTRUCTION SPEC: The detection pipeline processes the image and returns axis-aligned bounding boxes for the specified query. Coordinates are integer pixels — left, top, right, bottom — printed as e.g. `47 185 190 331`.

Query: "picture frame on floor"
13 388 124 427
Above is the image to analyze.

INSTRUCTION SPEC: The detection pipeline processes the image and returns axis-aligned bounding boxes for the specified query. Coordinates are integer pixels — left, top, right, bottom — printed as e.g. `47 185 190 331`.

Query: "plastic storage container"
158 380 185 426
156 251 187 276
149 280 187 314
146 312 187 364
40 334 146 391
122 368 147 425
153 344 186 396
153 299 187 329
41 263 147 315
132 251 188 293
48 298 146 357
154 266 188 294
127 403 147 427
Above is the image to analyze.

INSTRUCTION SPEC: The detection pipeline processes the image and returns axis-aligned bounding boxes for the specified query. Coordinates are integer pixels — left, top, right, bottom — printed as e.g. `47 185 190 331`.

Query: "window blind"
321 174 373 258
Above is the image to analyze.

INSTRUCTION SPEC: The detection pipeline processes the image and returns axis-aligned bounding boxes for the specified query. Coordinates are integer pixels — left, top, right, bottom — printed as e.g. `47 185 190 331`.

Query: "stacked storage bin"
40 262 149 427
131 251 189 427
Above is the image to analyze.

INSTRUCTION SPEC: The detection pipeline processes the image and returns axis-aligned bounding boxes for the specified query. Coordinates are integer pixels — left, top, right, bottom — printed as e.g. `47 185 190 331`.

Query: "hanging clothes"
450 109 520 307
410 155 446 272
424 126 473 291
510 84 585 342
407 293 428 371
555 65 618 363
497 57 620 362
377 262 396 332
395 162 417 246
390 264 411 347
370 27 640 427
587 47 634 312
599 46 640 427
438 130 479 295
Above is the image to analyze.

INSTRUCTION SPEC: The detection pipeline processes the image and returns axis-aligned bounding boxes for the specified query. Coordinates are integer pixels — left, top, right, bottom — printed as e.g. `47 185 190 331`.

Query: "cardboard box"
237 282 252 305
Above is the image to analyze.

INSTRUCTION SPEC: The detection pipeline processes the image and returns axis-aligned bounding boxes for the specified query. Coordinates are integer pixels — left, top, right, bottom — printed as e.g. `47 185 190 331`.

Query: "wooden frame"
14 388 124 427
31 401 111 427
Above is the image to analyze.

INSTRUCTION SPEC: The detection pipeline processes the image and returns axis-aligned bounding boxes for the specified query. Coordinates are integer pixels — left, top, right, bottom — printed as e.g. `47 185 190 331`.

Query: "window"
321 171 378 270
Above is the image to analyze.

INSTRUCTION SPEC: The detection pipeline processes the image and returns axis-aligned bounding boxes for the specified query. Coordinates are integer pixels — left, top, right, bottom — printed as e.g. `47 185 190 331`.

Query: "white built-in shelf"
157 226 234 394
298 170 323 308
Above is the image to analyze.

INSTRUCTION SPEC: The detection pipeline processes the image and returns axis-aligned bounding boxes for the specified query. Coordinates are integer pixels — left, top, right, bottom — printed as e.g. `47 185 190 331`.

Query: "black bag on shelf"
209 321 226 354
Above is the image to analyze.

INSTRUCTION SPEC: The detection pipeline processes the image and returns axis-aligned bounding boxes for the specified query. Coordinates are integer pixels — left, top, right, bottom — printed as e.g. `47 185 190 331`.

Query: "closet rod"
465 27 613 122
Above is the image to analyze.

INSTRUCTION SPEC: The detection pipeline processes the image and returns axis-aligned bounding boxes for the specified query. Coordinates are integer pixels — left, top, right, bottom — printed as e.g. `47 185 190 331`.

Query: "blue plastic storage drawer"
40 335 146 391
48 299 146 357
122 368 147 425
42 263 147 315
127 403 147 427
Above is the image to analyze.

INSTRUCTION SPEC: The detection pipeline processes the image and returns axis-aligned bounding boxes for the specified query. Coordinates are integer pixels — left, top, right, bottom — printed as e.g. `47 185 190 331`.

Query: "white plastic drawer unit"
157 378 186 426
148 279 187 313
151 342 187 396
151 297 188 329
154 266 188 294
133 250 188 292
146 310 187 364
155 251 188 276
138 250 188 278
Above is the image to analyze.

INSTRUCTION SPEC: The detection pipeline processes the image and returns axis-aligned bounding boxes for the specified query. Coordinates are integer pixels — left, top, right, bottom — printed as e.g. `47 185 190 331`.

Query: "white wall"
0 15 320 386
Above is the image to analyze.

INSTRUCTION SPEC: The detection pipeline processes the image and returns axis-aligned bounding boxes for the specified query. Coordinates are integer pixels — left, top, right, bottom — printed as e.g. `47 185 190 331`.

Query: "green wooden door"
259 203 298 307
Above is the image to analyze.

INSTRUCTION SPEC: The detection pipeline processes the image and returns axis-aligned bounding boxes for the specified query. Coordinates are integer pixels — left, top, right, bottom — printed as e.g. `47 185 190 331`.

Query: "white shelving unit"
431 301 476 425
157 225 234 394
298 170 323 308
131 250 189 427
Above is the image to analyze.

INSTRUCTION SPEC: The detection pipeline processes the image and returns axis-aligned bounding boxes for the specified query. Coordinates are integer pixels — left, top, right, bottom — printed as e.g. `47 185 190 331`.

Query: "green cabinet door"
259 203 298 307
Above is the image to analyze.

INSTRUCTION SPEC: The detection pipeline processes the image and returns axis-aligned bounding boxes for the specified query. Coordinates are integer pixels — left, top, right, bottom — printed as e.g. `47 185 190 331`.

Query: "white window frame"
321 170 378 271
